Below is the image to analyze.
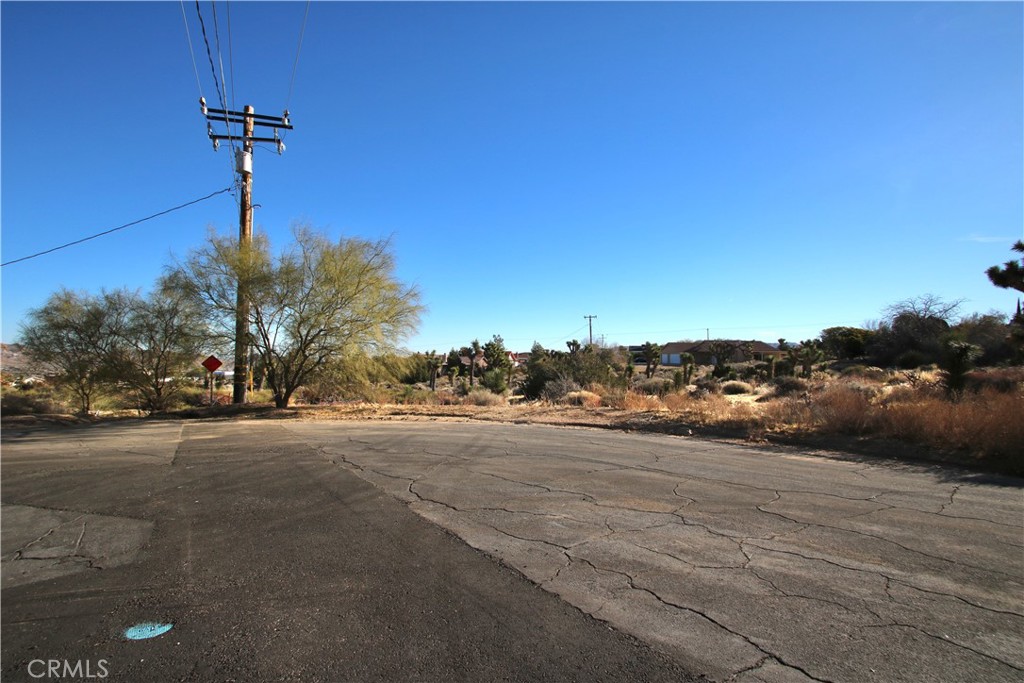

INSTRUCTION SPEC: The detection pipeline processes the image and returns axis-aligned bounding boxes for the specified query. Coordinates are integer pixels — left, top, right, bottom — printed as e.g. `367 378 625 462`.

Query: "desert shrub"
759 397 813 426
721 381 754 395
964 367 1024 394
434 390 460 405
694 377 721 395
673 370 685 391
1 387 66 415
881 385 918 404
896 350 928 369
634 377 672 396
882 390 1024 472
395 385 439 405
600 390 626 409
541 377 580 403
463 388 506 406
175 385 210 408
355 384 396 404
622 391 663 411
840 365 889 382
770 376 807 397
583 382 609 397
563 390 602 408
480 368 508 394
712 364 737 380
811 385 878 435
684 393 756 428
662 392 692 412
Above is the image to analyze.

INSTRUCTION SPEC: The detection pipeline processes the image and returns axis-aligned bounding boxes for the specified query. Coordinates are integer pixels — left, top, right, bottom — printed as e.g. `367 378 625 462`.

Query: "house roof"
661 340 782 356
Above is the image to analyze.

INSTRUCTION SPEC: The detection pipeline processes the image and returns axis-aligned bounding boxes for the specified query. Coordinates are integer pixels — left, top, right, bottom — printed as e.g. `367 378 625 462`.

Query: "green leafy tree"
19 289 115 414
482 335 512 384
522 342 559 399
819 327 874 360
104 285 209 413
172 225 421 408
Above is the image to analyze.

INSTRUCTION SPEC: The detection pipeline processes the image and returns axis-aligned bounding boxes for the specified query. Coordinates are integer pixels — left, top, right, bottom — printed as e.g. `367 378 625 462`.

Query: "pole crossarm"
205 114 293 130
196 98 295 404
210 134 286 144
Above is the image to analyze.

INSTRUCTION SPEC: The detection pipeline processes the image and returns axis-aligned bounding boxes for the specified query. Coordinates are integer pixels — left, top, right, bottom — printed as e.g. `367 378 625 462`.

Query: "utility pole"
201 98 292 403
584 315 597 346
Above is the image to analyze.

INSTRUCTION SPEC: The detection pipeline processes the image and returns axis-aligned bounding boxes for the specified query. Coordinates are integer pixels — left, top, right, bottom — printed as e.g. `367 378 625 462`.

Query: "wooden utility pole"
584 315 597 346
200 99 292 403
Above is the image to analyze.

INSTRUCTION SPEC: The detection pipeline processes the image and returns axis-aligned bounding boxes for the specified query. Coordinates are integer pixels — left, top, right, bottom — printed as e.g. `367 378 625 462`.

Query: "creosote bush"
771 376 808 397
721 381 754 395
463 388 506 407
541 377 580 403
563 390 602 408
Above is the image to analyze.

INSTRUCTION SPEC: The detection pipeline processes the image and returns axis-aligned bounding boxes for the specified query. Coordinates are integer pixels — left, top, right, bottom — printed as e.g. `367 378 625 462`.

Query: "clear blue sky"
3 1 1022 353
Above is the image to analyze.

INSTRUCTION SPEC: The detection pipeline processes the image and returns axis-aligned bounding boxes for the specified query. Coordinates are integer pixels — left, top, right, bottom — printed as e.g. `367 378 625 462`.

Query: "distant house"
660 340 784 366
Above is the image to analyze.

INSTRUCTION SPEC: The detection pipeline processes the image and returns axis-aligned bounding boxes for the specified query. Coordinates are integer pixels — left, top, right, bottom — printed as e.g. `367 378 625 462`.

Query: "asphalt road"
2 419 1022 683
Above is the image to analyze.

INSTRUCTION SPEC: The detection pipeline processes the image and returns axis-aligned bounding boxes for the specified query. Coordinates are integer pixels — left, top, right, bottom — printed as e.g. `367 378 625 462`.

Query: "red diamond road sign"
202 355 223 373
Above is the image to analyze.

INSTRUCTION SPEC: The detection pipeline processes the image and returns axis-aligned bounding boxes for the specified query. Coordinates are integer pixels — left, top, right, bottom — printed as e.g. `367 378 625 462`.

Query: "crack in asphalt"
756 494 1023 580
311 429 1023 681
571 556 835 683
861 622 1024 673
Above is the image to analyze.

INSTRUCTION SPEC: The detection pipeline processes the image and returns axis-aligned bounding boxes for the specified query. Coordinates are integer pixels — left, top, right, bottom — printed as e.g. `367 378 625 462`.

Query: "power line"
225 0 237 113
179 0 204 99
0 187 233 268
283 0 310 141
194 0 239 207
194 0 226 116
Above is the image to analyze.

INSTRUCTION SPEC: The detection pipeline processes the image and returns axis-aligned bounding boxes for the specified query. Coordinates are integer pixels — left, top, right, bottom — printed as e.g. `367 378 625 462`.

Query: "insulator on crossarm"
200 97 208 116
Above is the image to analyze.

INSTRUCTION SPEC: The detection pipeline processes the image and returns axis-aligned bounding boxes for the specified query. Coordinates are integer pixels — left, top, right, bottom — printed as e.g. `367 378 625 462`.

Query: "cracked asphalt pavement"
2 420 1022 682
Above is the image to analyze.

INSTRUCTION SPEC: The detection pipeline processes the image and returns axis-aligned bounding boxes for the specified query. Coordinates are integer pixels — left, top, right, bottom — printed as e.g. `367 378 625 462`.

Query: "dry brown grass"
564 390 603 408
881 389 1024 462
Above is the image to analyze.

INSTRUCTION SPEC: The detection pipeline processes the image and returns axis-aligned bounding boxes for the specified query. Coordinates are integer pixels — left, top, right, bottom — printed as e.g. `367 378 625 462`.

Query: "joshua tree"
641 341 662 378
986 241 1024 293
987 241 1024 357
679 352 696 385
469 339 482 387
940 340 982 398
426 350 442 391
789 340 824 378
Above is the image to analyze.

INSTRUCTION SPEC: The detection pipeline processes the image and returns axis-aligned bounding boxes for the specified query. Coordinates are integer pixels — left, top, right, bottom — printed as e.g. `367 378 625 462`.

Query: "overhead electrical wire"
194 0 226 118
225 0 237 113
192 0 240 209
210 0 231 120
179 0 204 99
282 0 310 141
0 187 234 268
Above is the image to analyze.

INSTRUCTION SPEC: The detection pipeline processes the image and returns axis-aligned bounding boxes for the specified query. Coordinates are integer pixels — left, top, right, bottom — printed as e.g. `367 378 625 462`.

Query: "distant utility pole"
200 98 292 404
584 315 597 346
